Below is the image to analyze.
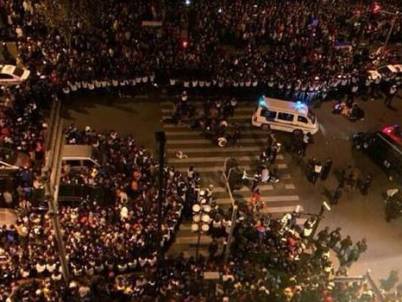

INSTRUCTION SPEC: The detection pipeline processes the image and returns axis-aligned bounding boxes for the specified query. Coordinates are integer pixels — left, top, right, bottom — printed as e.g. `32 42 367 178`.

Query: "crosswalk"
162 101 304 257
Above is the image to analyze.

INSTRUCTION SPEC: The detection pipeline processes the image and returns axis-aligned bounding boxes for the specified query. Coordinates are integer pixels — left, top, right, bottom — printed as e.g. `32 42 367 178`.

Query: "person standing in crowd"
359 174 373 195
339 235 353 257
317 227 330 246
328 228 342 249
331 184 343 205
310 159 322 184
321 158 333 181
384 84 398 108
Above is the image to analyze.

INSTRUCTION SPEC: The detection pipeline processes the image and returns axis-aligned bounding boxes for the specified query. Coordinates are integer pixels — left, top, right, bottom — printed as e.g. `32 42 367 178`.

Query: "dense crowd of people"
0 0 401 301
1 0 401 102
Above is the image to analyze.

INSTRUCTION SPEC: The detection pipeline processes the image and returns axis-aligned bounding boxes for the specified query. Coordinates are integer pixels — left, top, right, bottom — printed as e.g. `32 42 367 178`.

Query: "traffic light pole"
155 131 166 263
222 158 238 261
384 14 397 49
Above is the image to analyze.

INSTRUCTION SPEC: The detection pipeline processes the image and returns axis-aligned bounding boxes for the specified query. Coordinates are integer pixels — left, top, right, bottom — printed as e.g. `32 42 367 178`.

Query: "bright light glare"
258 96 266 107
294 101 305 110
185 0 191 6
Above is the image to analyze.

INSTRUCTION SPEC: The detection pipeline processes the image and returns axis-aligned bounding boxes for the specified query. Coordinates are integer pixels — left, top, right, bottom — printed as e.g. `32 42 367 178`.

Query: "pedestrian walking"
302 132 312 156
359 174 372 195
321 158 333 180
311 160 322 184
317 227 330 246
328 228 342 249
339 166 351 188
346 168 359 191
384 84 397 108
356 238 368 255
331 184 343 205
208 239 219 259
339 235 353 256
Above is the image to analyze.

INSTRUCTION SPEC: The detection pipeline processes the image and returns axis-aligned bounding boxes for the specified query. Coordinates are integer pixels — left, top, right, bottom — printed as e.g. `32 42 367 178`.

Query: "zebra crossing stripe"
263 195 300 202
161 107 256 114
261 205 304 214
167 146 263 153
178 217 307 232
167 138 265 145
163 123 254 129
165 129 268 136
168 155 285 164
213 184 274 193
163 115 251 121
172 164 287 173
175 236 212 245
215 195 299 205
296 218 307 225
285 184 296 190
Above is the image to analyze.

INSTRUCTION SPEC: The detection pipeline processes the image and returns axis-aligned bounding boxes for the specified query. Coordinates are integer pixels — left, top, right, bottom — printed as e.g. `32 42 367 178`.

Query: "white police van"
251 96 319 135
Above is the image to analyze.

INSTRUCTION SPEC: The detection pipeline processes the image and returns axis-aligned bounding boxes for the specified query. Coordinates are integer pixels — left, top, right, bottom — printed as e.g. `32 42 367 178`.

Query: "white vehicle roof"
259 96 309 115
387 64 402 73
367 70 381 80
0 65 16 75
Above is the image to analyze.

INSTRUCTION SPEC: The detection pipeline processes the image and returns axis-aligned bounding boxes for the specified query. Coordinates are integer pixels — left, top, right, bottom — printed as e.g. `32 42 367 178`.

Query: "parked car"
352 125 402 183
0 64 30 86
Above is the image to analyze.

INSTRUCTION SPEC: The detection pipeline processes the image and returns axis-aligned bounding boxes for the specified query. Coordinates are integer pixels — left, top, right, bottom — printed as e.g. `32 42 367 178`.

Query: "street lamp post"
311 201 331 239
155 131 166 264
222 158 238 261
192 195 211 259
383 13 398 49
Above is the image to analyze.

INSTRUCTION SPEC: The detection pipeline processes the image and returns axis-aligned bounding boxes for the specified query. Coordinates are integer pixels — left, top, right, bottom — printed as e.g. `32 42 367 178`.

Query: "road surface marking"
167 146 263 153
167 138 265 145
172 164 287 173
213 184 274 193
175 236 212 245
161 106 255 112
319 123 327 136
164 129 268 136
163 114 251 121
215 195 300 205
261 205 304 214
168 155 284 163
285 184 296 190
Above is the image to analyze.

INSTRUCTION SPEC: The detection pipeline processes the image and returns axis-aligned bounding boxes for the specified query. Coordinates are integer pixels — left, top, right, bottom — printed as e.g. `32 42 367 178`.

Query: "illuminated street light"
192 194 211 259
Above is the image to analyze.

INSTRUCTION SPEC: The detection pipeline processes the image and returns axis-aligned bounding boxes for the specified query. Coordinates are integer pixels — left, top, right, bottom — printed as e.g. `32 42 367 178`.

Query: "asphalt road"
65 92 402 283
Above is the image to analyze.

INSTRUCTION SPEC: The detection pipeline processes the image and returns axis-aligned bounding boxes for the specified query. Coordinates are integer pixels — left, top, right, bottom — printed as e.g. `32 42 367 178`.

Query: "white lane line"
163 115 251 121
163 123 256 129
165 129 268 136
263 195 300 202
276 163 287 169
319 123 327 136
161 106 256 113
175 236 212 245
216 195 300 205
296 218 307 225
172 164 287 173
285 184 296 190
167 146 263 153
167 138 265 145
213 184 274 193
168 155 284 163
261 205 304 214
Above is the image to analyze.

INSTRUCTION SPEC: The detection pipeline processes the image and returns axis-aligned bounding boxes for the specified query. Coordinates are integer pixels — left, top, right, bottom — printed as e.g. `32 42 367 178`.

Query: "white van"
62 145 100 172
251 96 319 135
